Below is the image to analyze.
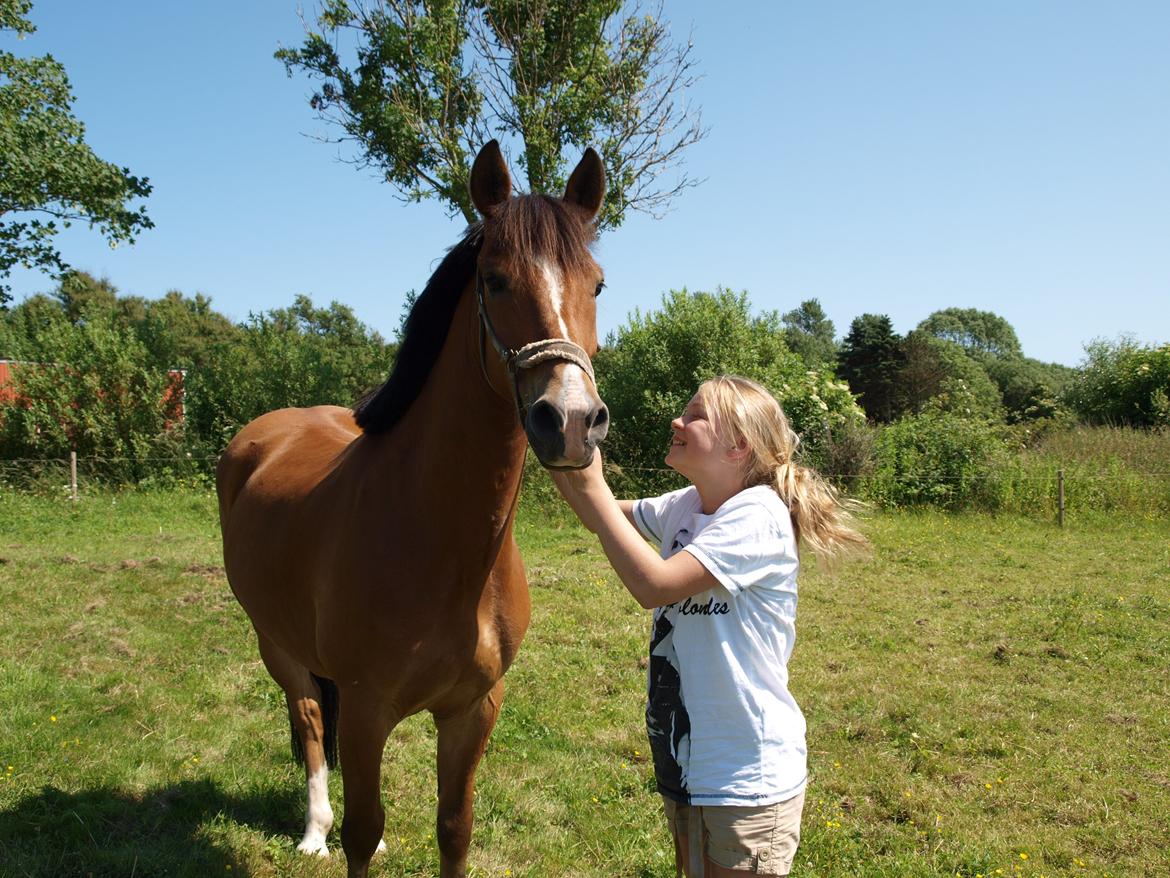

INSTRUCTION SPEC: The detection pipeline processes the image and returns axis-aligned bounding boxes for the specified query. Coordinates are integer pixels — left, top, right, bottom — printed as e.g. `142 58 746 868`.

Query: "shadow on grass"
0 778 302 877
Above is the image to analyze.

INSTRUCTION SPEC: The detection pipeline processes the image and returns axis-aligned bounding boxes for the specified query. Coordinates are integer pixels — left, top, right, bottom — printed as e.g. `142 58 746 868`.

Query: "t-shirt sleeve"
681 496 797 596
632 486 692 545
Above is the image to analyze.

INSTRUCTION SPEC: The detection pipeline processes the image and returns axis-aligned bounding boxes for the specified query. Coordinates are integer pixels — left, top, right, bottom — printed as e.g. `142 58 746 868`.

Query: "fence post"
70 450 78 502
1057 468 1065 528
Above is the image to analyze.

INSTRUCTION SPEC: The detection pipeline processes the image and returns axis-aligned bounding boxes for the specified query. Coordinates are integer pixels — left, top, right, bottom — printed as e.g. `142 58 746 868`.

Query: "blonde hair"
697 375 869 564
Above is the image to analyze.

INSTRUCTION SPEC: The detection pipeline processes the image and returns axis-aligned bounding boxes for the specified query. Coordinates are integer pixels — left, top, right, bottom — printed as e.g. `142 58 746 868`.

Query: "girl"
551 375 868 877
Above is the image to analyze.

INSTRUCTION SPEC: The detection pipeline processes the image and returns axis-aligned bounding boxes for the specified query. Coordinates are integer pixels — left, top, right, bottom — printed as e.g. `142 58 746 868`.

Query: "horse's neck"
381 281 528 526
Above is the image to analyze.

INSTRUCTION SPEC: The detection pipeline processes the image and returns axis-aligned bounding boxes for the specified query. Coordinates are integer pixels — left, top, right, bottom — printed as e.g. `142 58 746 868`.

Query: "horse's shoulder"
218 405 359 487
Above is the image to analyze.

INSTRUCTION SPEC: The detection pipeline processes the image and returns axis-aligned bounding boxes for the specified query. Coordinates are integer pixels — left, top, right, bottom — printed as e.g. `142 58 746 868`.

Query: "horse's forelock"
488 194 598 274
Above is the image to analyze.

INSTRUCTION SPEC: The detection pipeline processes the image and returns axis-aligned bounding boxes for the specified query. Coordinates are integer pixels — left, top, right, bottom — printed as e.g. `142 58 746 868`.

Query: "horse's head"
470 141 610 470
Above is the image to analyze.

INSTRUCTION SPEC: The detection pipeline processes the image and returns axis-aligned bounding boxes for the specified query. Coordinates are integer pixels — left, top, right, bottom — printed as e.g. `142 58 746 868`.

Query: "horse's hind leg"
433 680 505 878
256 634 336 856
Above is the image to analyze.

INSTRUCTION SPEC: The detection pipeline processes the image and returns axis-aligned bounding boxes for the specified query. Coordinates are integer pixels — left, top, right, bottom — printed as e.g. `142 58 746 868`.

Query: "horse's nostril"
590 405 609 431
527 399 564 440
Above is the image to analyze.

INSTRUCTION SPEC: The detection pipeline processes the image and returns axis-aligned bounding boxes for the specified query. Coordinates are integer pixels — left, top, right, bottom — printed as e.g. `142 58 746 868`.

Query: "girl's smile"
665 395 726 477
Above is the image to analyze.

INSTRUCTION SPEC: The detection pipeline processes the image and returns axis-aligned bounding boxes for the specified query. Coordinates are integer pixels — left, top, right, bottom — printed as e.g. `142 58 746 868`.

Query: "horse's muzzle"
526 395 609 469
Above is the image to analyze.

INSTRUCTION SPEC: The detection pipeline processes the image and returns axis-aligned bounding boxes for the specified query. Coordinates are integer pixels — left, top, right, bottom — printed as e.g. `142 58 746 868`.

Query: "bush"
0 307 183 480
595 288 865 497
1065 338 1170 427
866 412 1008 510
186 296 392 449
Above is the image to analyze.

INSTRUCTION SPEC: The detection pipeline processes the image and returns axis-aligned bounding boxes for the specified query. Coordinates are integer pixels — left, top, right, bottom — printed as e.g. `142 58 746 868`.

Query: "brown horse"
216 141 608 878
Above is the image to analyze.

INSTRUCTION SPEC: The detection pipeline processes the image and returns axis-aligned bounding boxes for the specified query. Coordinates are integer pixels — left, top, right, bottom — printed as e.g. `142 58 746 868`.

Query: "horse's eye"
483 273 507 294
594 281 606 298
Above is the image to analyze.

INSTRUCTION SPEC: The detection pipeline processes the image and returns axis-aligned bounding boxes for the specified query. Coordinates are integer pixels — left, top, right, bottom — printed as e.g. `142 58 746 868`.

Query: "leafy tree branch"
276 0 705 228
0 0 152 305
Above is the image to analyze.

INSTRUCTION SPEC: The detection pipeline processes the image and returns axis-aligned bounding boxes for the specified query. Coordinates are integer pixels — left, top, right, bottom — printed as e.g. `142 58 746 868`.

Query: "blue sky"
5 1 1168 366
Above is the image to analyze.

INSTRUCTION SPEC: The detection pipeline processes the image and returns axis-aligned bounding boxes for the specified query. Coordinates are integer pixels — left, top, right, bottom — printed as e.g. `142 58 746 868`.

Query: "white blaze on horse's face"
537 256 571 338
514 254 608 470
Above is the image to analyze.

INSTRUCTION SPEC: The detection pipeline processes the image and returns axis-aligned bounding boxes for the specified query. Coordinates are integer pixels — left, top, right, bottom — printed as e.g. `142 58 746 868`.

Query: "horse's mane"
353 194 596 435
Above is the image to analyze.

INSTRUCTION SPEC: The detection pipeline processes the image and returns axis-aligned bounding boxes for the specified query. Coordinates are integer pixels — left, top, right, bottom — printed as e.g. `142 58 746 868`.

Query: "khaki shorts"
663 792 805 876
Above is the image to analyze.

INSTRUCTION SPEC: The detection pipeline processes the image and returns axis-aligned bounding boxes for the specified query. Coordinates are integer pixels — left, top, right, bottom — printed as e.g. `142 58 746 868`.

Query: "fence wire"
3 454 1169 519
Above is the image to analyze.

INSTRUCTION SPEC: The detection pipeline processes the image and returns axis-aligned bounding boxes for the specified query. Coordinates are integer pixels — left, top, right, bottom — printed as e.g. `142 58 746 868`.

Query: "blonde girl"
551 375 868 877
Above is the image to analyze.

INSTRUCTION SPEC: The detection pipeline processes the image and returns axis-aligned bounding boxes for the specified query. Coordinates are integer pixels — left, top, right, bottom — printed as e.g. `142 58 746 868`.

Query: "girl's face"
665 393 738 481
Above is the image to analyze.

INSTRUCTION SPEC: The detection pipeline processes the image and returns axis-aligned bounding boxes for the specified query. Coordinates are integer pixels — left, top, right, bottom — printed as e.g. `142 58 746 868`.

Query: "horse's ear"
470 140 512 215
563 147 606 221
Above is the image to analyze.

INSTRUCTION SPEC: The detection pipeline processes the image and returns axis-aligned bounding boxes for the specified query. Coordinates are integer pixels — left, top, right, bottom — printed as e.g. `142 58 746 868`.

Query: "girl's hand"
549 452 613 532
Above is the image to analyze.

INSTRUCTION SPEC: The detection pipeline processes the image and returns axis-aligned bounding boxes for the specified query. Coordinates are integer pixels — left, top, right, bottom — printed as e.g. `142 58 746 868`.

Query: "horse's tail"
290 674 340 770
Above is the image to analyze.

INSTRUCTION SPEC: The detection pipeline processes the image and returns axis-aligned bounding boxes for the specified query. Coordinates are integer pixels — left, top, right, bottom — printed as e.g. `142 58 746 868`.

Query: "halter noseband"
476 269 597 425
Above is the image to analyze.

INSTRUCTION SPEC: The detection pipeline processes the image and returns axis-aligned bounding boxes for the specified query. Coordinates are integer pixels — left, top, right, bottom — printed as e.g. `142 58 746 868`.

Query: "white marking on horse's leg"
296 765 333 856
375 838 387 856
537 258 570 337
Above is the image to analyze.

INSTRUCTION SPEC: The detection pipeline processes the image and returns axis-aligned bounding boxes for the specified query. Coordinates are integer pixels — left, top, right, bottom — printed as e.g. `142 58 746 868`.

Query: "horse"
216 140 609 878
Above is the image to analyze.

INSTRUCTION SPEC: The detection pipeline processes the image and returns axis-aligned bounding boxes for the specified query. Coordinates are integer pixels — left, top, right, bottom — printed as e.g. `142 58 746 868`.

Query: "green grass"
1 490 1167 877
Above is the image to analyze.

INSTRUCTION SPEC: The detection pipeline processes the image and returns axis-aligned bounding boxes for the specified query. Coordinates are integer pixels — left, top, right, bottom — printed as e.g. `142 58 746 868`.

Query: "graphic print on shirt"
647 527 692 802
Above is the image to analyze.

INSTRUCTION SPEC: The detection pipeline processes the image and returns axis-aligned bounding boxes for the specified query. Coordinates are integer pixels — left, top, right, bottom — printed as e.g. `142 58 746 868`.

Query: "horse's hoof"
296 836 330 857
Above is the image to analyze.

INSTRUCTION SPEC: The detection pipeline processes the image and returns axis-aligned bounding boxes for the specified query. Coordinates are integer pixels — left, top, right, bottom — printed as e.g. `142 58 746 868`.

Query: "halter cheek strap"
476 269 597 424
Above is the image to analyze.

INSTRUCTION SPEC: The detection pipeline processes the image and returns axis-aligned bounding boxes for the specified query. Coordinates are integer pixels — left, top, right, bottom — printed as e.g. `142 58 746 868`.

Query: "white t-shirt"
632 484 807 806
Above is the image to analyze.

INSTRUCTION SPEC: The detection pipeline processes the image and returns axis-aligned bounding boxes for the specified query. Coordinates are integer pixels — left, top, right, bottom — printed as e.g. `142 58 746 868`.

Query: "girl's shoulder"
708 485 795 540
720 484 790 518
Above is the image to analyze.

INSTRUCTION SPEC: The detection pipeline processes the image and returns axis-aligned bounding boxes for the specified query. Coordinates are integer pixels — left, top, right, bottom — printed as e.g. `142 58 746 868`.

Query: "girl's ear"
726 438 751 462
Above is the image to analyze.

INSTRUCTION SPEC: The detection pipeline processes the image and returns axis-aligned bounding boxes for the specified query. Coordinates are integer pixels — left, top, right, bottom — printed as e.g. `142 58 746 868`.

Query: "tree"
276 0 704 228
596 288 862 494
133 289 242 371
982 354 1073 423
781 298 836 368
897 330 1002 419
186 295 393 448
52 269 117 321
837 314 903 423
916 307 1022 359
0 0 152 305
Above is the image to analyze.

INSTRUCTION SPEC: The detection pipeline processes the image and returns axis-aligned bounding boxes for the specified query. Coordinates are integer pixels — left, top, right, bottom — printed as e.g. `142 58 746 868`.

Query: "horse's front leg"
338 691 397 878
433 680 505 878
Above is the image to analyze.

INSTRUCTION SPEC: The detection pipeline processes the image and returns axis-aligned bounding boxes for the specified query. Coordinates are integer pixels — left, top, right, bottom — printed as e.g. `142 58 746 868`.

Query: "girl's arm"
551 455 718 609
617 499 637 528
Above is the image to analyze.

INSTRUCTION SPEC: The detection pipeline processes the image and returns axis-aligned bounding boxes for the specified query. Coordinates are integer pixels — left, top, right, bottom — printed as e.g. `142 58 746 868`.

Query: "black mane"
353 225 483 434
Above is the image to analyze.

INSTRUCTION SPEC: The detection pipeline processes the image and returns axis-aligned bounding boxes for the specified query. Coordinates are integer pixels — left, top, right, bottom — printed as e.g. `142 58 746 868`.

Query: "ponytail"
767 460 868 566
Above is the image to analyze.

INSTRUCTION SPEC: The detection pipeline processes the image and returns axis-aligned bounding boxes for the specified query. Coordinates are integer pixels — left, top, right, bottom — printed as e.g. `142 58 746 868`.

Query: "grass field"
0 490 1167 877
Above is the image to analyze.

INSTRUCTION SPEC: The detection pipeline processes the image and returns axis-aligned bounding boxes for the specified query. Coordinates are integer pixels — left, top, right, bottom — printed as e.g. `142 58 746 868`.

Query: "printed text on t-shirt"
677 595 730 616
